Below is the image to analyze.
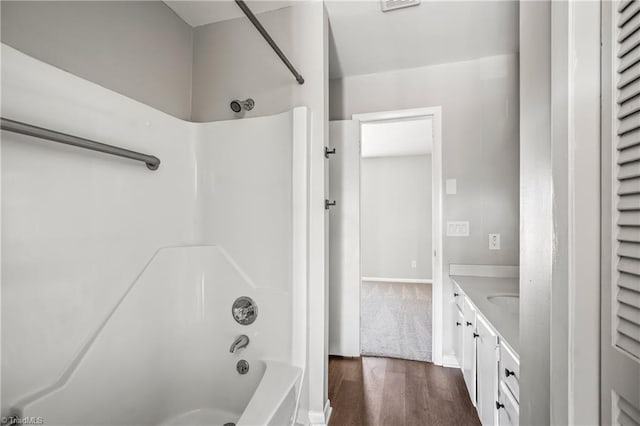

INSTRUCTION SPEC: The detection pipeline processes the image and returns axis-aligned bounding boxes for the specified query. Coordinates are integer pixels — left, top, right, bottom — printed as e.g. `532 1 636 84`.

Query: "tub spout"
230 335 250 353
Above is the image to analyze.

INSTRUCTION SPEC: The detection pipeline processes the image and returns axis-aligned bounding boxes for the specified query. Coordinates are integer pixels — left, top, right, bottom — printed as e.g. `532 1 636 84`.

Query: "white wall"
328 120 360 358
1 2 329 421
519 3 551 425
198 115 294 293
28 1 330 421
361 155 432 280
1 45 197 415
0 1 194 120
191 7 297 122
330 53 519 358
1 45 308 421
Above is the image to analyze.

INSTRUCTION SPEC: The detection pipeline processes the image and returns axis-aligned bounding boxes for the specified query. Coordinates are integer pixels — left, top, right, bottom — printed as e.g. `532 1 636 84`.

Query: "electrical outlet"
489 233 501 250
411 260 417 268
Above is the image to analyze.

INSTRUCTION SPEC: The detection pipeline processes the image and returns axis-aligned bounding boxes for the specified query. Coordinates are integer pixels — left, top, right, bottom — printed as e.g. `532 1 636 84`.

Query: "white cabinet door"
455 308 464 369
476 314 499 425
462 296 477 404
498 382 519 426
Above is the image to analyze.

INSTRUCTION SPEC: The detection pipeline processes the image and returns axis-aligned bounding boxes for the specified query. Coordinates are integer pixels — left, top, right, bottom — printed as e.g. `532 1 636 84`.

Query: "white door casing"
352 107 443 365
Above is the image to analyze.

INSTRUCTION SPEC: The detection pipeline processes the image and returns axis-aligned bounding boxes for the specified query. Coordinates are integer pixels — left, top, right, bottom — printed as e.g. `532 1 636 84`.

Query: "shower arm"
234 0 305 85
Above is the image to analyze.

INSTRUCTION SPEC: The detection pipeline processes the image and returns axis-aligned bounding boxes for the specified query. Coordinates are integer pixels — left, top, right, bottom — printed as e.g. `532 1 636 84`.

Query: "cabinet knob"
496 401 505 410
505 368 515 377
453 292 459 297
456 321 462 326
473 332 479 338
466 321 473 326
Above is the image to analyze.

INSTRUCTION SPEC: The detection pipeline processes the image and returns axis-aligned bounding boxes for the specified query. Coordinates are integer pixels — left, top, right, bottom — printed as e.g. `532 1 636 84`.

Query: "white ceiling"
164 0 519 79
164 1 293 27
361 118 432 158
326 0 519 78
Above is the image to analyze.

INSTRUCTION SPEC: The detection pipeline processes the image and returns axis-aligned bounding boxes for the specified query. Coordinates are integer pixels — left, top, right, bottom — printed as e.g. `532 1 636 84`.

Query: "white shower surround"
1 44 309 423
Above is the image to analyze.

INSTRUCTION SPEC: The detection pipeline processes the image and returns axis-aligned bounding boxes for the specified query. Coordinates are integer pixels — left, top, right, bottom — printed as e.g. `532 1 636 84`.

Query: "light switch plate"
446 179 457 195
447 221 469 237
489 233 501 250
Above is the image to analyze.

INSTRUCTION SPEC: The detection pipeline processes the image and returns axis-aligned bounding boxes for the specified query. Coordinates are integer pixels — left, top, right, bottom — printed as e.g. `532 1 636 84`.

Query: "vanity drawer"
453 282 463 311
500 341 520 402
498 381 519 426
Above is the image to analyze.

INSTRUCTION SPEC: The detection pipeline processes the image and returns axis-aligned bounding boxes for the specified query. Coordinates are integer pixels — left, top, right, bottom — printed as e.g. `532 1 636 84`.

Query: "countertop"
451 276 520 355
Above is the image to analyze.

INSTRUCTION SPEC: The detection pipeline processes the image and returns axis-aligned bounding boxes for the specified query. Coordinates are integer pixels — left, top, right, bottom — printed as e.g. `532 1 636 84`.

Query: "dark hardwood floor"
328 356 481 426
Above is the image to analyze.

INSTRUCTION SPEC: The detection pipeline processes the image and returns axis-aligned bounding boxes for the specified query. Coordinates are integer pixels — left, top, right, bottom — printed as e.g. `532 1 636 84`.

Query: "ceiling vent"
380 0 421 12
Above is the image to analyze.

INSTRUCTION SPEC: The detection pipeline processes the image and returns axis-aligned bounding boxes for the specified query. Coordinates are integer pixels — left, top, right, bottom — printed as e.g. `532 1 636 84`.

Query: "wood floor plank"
380 371 406 425
360 356 386 424
328 356 481 426
330 379 364 426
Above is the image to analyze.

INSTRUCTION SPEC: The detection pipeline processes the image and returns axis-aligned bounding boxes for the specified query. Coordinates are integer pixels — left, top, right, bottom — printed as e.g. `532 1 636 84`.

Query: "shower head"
230 98 255 113
230 100 242 113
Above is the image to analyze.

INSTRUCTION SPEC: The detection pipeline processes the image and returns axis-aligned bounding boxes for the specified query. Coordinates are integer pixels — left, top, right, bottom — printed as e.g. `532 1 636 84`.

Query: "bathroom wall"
1 45 306 419
361 155 432 280
191 7 297 122
0 1 194 120
1 45 198 414
191 3 330 422
191 5 323 123
330 53 520 357
2 1 329 422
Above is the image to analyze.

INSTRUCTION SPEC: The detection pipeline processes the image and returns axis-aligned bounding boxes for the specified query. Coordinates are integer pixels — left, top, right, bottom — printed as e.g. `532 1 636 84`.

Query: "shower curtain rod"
0 118 161 170
235 0 305 85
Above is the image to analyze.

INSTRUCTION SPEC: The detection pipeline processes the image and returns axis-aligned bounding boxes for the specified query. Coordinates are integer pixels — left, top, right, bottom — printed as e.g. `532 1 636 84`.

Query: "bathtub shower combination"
1 44 309 425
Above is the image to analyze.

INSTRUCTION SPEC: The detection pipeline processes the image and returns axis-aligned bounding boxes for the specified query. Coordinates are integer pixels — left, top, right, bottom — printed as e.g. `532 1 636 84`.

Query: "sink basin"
487 293 519 314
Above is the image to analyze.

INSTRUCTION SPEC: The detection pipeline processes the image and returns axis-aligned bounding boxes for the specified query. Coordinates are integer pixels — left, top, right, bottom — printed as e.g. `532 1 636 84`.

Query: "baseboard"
441 354 459 369
308 400 332 426
361 277 432 284
324 400 332 425
448 264 519 279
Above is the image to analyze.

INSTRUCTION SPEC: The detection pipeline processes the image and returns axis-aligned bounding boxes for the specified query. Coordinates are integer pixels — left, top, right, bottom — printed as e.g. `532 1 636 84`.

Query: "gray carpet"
361 281 432 362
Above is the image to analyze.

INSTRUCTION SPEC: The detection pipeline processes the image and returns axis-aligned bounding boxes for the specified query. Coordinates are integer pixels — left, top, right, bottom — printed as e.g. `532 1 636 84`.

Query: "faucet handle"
232 297 258 325
233 306 254 322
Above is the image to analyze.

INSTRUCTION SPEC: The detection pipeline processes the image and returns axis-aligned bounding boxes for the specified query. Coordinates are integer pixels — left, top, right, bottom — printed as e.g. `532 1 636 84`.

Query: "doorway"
359 117 433 361
328 107 443 365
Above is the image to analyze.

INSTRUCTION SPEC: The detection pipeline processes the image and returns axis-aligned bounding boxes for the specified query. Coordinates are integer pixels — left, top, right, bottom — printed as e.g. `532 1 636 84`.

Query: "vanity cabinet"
499 341 519 402
462 297 477 404
455 308 464 370
476 314 499 426
498 382 519 426
452 284 520 426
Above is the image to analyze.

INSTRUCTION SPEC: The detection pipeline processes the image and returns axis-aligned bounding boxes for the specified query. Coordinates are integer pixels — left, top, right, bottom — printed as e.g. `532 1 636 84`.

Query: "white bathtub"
8 246 302 426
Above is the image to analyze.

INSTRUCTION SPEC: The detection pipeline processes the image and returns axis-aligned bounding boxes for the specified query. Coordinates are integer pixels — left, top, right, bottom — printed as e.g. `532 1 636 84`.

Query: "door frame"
352 106 444 365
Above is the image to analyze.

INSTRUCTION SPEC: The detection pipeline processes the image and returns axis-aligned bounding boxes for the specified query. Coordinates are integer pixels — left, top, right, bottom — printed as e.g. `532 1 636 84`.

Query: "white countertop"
451 276 520 355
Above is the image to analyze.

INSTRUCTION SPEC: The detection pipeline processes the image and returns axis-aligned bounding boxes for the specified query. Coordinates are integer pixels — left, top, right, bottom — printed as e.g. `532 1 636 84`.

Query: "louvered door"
603 1 640 424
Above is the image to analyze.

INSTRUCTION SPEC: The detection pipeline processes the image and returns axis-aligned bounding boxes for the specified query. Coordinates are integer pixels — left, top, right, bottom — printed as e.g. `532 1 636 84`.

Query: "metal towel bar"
0 117 161 170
